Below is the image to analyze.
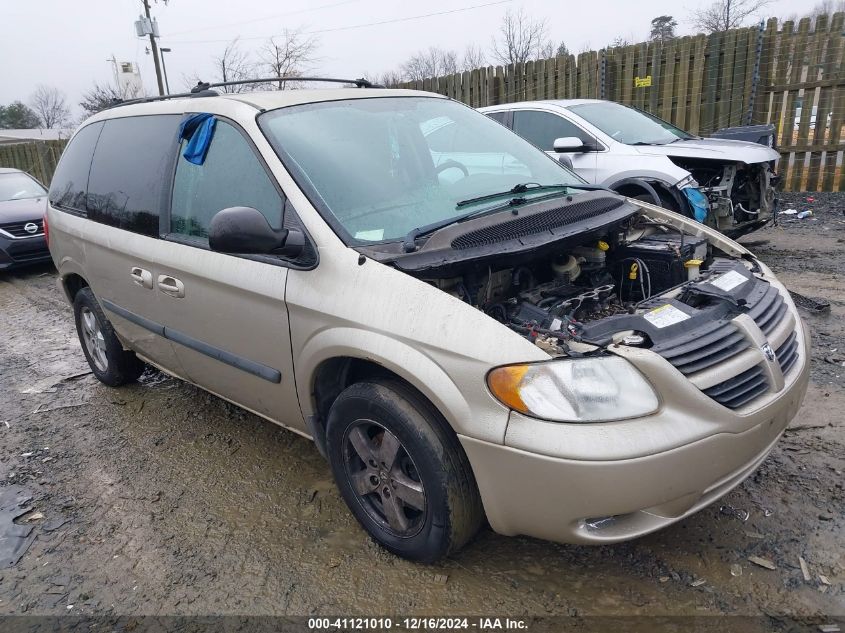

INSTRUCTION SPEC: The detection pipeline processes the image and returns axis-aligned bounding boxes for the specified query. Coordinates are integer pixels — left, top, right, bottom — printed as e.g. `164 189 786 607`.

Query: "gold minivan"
47 82 809 562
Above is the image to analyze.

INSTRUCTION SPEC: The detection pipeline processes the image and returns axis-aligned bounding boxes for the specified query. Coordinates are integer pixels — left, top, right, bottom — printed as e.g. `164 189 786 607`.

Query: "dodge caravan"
47 83 809 562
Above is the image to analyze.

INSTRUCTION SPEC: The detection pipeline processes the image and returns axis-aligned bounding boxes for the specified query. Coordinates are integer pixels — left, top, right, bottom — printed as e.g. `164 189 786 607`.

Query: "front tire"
73 287 145 387
326 380 484 562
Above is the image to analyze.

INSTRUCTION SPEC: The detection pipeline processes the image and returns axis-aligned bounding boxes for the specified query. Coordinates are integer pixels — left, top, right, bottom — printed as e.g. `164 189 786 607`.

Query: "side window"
86 115 181 237
48 122 103 213
170 120 283 242
485 111 508 126
512 111 592 151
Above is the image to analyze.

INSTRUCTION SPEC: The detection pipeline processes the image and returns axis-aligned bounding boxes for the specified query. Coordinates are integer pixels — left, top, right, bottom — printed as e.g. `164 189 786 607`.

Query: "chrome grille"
0 219 44 238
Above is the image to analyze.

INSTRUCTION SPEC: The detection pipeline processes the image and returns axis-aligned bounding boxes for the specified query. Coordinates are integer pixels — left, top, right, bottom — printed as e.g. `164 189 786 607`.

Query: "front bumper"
461 311 810 545
0 233 51 270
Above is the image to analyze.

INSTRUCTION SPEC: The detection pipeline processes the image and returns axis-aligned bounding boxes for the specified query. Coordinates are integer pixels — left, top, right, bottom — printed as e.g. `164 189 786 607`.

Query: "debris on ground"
433 573 449 585
780 209 799 215
799 556 812 582
819 574 832 586
747 556 777 570
690 579 706 587
21 371 92 394
21 511 44 522
818 624 840 633
0 486 37 568
720 504 750 521
730 564 743 577
789 290 832 314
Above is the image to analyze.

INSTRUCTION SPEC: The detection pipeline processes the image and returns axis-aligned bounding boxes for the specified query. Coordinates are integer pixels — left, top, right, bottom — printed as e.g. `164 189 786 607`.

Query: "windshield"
258 97 584 243
567 102 693 145
0 172 47 202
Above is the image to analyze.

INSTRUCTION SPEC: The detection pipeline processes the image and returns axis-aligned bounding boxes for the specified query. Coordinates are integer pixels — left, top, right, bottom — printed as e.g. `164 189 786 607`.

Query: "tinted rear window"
86 115 181 237
48 122 103 213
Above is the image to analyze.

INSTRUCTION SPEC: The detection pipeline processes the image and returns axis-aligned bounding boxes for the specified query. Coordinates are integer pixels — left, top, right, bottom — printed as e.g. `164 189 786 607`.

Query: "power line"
166 0 362 37
168 0 513 45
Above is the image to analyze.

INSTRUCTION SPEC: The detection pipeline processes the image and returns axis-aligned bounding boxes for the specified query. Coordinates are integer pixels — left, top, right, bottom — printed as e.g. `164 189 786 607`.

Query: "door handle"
130 267 153 289
157 274 185 298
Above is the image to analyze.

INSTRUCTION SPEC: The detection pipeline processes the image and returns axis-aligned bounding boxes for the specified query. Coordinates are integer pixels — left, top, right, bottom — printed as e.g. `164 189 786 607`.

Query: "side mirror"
557 154 574 169
209 206 304 258
553 136 586 153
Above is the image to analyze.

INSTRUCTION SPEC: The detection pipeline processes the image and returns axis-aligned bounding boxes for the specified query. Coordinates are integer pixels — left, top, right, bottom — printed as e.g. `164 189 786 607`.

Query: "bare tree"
210 39 256 93
259 28 319 89
362 70 406 88
461 45 487 71
401 47 459 80
809 0 845 17
538 40 556 59
490 8 552 65
650 15 678 42
30 85 70 129
79 83 124 118
690 0 773 33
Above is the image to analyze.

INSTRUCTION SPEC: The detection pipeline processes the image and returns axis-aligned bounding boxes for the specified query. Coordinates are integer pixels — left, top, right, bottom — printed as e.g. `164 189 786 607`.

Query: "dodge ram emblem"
24 222 39 234
761 343 776 363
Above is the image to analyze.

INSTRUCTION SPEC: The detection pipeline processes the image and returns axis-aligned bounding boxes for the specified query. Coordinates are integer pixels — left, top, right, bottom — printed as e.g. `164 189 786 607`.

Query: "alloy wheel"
79 306 108 372
342 419 426 537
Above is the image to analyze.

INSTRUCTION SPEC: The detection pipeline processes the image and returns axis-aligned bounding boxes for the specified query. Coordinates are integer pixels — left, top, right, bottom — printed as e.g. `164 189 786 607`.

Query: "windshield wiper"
455 182 569 208
402 182 619 253
401 183 574 253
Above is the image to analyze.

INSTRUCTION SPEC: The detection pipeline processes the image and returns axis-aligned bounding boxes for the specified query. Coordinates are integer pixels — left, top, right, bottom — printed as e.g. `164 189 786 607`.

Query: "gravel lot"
0 193 842 626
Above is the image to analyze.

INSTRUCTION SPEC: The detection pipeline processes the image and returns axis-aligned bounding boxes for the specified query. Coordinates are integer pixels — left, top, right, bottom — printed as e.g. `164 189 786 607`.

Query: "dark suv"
0 168 50 270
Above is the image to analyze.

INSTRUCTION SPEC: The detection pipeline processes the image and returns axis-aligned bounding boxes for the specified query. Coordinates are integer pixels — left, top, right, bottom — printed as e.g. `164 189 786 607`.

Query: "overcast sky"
2 0 814 121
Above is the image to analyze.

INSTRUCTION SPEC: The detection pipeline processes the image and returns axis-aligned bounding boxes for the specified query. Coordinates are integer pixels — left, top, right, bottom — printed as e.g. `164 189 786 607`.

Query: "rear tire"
325 380 484 562
73 287 145 387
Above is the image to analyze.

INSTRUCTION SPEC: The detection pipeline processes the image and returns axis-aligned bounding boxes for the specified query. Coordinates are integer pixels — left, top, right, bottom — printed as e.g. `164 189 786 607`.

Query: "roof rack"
104 76 382 110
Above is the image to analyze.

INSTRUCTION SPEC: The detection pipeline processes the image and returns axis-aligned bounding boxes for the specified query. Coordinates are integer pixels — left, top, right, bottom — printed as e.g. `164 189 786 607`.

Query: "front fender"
295 327 512 443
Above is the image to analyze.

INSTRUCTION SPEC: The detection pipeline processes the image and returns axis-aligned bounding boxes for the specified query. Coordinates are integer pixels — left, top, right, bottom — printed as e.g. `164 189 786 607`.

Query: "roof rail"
192 76 383 92
103 76 382 110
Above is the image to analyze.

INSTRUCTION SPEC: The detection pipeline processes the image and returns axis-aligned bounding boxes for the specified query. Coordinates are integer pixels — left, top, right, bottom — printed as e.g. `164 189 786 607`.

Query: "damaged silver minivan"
47 85 808 562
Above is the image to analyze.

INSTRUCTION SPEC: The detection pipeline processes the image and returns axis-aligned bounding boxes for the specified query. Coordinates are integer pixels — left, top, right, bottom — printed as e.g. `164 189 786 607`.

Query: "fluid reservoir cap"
684 259 704 268
622 333 646 346
597 240 610 251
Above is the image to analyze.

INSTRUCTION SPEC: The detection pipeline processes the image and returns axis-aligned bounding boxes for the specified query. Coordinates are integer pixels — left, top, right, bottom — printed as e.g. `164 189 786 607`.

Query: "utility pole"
142 0 165 96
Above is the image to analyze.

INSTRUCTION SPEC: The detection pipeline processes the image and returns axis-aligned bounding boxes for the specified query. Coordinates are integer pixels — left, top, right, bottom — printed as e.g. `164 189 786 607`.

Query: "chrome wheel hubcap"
80 307 108 372
343 419 426 537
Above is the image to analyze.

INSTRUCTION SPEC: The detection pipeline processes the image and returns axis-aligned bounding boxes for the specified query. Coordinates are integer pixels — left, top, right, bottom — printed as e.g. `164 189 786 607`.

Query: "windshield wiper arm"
402 183 572 253
455 182 570 208
402 206 496 253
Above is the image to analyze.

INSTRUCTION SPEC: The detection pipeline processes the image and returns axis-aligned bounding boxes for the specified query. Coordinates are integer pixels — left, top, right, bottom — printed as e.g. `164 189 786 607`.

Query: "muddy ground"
0 192 842 626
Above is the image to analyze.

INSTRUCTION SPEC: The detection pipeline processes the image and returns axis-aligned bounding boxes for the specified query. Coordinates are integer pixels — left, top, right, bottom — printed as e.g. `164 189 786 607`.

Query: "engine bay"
415 210 758 357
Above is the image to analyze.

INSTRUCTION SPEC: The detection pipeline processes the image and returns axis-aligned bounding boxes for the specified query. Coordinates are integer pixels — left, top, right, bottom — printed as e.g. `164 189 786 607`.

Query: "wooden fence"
401 14 845 192
0 139 68 186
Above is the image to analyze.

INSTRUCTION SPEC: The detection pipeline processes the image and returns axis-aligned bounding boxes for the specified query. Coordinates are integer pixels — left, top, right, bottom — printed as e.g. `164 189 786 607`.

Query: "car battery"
611 232 708 295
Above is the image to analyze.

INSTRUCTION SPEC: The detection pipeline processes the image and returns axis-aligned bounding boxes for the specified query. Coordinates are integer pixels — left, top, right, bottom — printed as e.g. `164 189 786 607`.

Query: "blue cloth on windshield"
682 187 709 223
178 113 216 165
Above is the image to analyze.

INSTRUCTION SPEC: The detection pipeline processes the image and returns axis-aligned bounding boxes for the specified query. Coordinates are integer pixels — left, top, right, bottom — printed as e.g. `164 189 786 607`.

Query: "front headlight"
487 356 659 423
